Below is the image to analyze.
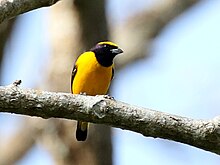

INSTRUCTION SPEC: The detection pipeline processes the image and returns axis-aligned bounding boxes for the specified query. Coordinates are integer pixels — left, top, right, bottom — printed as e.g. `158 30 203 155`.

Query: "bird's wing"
71 65 77 94
111 67 114 80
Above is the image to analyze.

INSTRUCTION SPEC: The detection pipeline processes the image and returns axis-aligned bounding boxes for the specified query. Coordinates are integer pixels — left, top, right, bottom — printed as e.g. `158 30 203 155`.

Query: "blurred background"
0 0 220 164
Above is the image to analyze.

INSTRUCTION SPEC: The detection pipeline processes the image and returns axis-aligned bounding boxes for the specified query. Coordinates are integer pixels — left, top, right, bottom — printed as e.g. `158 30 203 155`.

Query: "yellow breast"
72 52 113 95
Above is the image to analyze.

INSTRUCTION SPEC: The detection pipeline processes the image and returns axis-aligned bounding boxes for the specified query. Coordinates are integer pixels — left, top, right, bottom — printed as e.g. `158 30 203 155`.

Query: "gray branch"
113 0 199 69
0 84 220 155
0 0 60 23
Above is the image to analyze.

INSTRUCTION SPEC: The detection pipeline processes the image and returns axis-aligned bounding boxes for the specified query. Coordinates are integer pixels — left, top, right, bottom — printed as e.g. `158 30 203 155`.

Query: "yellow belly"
72 52 113 96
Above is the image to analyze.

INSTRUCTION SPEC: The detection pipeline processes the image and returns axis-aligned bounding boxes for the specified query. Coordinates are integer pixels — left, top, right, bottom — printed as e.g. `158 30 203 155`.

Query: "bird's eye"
103 44 107 47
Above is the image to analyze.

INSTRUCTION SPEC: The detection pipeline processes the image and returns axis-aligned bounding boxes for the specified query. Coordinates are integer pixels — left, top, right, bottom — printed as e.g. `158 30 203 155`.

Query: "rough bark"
1 84 220 155
0 0 204 164
0 0 60 23
44 0 112 164
73 1 112 165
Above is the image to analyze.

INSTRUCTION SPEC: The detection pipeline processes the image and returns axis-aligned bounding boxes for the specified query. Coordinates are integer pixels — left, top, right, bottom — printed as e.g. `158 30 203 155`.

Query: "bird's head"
90 41 123 67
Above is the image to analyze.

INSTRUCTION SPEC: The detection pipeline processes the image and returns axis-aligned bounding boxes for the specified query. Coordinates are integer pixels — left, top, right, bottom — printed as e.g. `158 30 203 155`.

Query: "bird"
71 41 123 141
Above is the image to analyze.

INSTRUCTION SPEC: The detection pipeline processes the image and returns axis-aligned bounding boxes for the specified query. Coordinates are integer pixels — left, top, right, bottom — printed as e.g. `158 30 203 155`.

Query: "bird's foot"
103 94 114 100
79 92 87 96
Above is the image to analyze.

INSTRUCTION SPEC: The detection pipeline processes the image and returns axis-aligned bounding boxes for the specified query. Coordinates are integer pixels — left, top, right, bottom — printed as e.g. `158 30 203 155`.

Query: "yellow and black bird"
71 41 123 141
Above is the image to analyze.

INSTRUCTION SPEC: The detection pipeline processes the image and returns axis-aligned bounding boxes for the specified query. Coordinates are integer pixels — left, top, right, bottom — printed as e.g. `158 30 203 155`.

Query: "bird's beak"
111 48 123 55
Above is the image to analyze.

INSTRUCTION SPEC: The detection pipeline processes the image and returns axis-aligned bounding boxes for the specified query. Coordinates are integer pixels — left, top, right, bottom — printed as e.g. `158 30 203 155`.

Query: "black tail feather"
76 121 88 141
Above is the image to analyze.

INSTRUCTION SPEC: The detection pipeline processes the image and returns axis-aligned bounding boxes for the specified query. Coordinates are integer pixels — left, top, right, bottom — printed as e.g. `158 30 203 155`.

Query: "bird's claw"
103 94 114 100
79 92 87 96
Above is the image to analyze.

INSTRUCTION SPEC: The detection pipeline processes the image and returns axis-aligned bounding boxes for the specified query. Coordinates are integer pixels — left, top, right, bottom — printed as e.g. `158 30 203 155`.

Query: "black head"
90 41 123 67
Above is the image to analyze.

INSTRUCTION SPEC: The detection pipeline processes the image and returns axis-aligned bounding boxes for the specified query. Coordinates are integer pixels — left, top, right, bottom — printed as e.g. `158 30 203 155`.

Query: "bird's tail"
76 121 88 141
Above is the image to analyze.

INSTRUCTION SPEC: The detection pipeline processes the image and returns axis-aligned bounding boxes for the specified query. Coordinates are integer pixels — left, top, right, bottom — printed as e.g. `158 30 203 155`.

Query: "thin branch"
0 0 61 23
113 0 199 69
0 84 220 155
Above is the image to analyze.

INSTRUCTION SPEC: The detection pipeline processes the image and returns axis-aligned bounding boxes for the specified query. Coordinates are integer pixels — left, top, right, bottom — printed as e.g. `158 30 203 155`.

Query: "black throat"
93 50 114 67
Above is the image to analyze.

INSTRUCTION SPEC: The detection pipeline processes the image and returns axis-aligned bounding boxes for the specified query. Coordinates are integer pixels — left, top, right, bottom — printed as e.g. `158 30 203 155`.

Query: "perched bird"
71 41 123 141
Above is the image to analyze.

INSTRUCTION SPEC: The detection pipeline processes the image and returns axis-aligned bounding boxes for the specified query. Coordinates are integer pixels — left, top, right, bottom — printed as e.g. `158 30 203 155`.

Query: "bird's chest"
73 63 112 95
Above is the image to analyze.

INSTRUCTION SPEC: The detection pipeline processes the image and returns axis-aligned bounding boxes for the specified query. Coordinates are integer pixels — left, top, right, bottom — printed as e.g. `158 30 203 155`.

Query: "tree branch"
0 0 60 23
0 84 220 155
113 0 199 69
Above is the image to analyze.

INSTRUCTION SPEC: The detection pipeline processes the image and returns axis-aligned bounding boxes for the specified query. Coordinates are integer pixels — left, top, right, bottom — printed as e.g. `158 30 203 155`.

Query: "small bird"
71 41 123 141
